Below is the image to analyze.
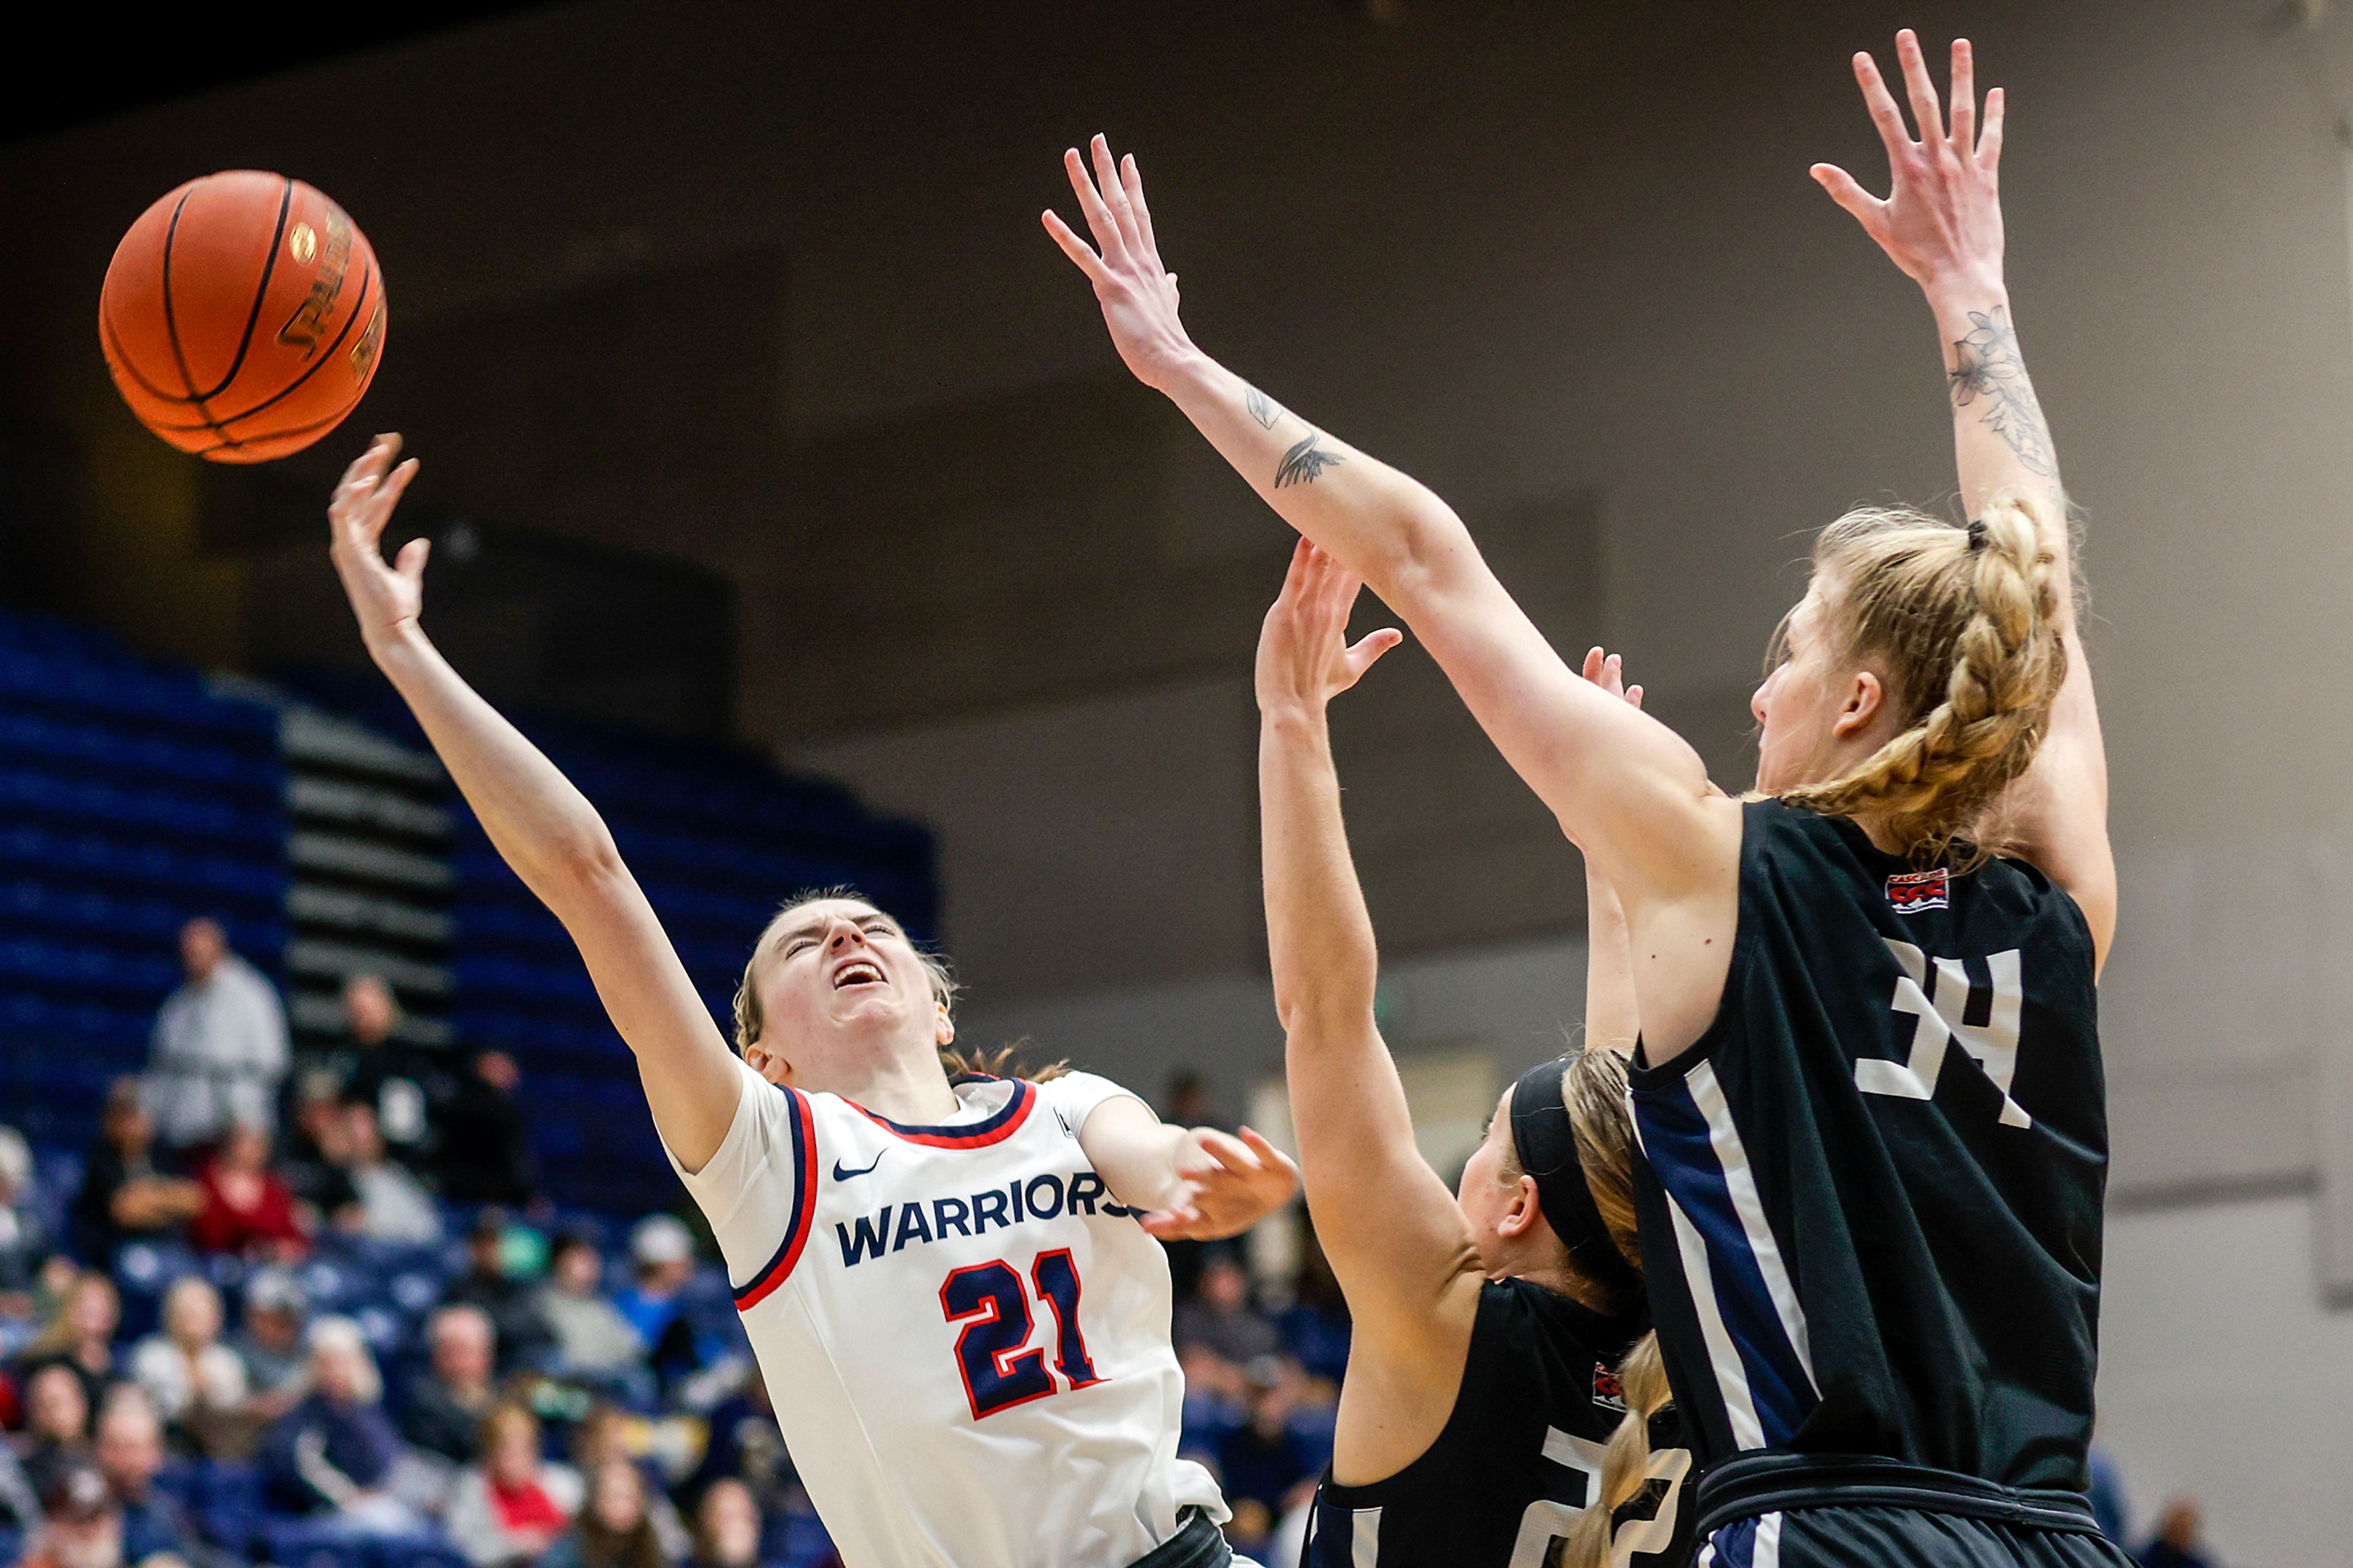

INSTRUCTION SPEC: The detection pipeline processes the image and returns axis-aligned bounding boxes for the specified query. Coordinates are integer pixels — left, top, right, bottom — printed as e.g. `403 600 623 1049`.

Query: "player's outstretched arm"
1575 650 1644 1056
1045 137 1727 912
1814 32 2113 964
1077 1099 1298 1243
326 436 745 1167
1256 540 1486 1382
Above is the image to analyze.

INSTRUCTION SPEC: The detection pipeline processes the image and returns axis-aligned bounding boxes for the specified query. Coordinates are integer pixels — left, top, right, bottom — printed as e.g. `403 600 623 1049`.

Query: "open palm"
326 434 427 654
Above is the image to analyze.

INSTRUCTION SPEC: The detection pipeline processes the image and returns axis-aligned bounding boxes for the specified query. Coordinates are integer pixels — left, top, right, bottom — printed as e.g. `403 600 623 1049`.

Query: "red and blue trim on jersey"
733 1085 819 1312
849 1075 1038 1148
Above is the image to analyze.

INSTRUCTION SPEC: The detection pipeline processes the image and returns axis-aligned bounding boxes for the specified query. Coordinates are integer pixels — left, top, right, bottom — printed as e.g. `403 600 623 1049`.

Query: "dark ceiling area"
0 4 554 143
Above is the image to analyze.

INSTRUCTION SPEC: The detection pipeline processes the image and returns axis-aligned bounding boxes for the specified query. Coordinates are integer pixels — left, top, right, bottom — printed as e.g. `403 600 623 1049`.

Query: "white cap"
631 1213 694 1268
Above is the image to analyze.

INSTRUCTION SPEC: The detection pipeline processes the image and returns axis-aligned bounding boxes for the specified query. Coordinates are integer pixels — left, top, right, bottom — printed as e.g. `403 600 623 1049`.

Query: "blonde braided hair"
1781 494 2067 866
1554 1330 1675 1568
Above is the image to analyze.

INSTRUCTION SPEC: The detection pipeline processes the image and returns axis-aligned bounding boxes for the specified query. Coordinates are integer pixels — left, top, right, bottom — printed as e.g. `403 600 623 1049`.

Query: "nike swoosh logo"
832 1152 886 1181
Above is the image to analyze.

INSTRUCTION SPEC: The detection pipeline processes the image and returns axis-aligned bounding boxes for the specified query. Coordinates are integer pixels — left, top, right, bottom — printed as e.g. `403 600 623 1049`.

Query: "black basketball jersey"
1302 1279 1693 1568
1626 800 2105 1490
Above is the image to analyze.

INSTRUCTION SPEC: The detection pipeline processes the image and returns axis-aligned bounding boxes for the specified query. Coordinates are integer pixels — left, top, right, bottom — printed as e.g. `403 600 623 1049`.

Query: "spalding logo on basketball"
99 170 387 463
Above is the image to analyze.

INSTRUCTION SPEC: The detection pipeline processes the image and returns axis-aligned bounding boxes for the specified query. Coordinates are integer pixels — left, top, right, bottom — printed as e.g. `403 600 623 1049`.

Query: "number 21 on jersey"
1856 940 2031 1127
940 1250 1101 1420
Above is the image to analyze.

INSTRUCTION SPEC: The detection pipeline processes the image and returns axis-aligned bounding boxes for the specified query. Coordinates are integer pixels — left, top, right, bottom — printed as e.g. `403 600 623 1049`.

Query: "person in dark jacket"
260 1316 417 1532
399 1305 499 1465
438 1051 539 1207
93 1387 205 1565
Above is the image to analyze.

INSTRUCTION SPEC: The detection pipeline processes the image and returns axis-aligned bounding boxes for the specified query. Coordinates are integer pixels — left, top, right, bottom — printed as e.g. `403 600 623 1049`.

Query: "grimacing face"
743 899 951 1083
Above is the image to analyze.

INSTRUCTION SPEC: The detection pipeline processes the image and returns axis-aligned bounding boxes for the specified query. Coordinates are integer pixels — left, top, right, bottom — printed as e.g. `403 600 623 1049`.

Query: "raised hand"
1042 134 1198 392
1140 1127 1300 1242
326 434 427 656
1812 31 2004 297
1580 646 1644 710
1255 538 1404 716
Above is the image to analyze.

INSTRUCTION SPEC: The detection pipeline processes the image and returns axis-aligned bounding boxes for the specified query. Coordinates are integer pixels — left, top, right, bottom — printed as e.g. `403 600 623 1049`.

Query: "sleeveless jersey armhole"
1631 799 1767 1085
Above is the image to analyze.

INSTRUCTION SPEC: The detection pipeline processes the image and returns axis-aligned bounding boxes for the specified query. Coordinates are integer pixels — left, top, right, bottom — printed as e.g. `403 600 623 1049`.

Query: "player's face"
752 899 944 1069
1752 580 1851 795
1454 1089 1523 1273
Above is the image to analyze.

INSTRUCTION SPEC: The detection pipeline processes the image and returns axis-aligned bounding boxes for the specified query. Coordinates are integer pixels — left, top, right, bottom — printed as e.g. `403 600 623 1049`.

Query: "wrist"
1922 271 2009 323
1149 344 1221 401
364 620 431 673
1257 699 1332 732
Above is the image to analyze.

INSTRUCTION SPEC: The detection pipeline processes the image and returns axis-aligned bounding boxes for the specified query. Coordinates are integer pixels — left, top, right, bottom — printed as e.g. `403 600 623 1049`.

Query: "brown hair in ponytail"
1781 494 2067 866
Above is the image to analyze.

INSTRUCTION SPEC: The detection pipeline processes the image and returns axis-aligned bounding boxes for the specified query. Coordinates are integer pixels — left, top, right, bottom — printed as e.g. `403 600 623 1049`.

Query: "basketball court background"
3 2 2351 1561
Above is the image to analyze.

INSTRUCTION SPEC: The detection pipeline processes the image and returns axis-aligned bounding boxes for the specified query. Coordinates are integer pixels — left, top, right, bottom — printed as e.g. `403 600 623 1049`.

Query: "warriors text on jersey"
668 1061 1227 1568
1627 800 2107 1487
1302 1281 1692 1568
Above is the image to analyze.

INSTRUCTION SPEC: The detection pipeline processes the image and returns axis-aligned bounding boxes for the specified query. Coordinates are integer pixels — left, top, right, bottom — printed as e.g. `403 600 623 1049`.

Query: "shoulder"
1033 1069 1146 1129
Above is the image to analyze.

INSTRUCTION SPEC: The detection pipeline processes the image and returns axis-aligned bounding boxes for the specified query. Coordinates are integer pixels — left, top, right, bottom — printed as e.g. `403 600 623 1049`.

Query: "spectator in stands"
0 1128 47 1317
189 1121 307 1260
686 1479 760 1568
401 1305 499 1466
278 1071 365 1234
439 1051 539 1209
444 1404 583 1568
259 1315 418 1533
536 1233 642 1382
611 1218 696 1384
91 1386 204 1564
570 1406 688 1561
337 975 439 1169
344 1101 442 1246
1172 1249 1277 1368
1274 1227 1351 1389
543 1457 672 1568
230 1267 311 1422
17 1463 123 1568
127 1276 247 1455
2139 1498 2219 1568
70 1080 202 1259
681 1369 794 1536
14 1363 91 1499
1213 1357 1322 1551
145 917 290 1156
18 1270 121 1415
445 1212 555 1374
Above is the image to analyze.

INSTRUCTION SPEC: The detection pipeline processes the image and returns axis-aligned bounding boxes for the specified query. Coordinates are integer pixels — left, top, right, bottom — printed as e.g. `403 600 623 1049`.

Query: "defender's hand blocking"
1812 31 2005 297
1255 539 1404 716
327 434 427 656
1140 1127 1299 1243
1043 135 1197 393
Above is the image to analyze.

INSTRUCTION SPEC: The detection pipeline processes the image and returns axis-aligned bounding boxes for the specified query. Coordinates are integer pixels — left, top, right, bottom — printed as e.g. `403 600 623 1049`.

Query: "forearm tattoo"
1246 385 1281 430
1274 433 1344 488
1948 308 2056 477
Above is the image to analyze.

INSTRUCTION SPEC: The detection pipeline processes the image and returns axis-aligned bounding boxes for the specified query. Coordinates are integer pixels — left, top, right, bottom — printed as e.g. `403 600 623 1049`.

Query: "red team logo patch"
1885 869 1949 914
1593 1362 1626 1412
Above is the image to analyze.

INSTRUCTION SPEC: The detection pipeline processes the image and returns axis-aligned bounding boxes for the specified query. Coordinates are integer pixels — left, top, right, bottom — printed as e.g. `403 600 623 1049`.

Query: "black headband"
1509 1057 1644 1307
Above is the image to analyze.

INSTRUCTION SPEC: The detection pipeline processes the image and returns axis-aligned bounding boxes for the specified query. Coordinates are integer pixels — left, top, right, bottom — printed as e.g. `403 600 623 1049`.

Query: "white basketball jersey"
669 1059 1227 1568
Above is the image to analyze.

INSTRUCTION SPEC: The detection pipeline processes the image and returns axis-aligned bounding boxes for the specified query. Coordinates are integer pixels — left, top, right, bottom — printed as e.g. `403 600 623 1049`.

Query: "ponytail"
1552 1331 1673 1568
1783 495 2067 866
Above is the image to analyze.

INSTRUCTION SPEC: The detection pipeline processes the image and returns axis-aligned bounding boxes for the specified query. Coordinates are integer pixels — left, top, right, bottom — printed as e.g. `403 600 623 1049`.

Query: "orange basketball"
99 171 388 463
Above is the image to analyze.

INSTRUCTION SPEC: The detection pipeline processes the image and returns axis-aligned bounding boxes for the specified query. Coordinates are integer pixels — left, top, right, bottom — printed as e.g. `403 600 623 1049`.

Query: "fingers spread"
1853 51 1912 154
1947 38 1976 148
1063 147 1124 257
1041 209 1110 283
1809 163 1881 222
1893 29 1943 143
1121 151 1158 255
1977 86 2004 169
1091 135 1142 251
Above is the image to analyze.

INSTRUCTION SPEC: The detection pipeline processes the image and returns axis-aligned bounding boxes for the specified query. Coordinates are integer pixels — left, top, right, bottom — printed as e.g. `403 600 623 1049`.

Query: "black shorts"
1692 1455 2136 1568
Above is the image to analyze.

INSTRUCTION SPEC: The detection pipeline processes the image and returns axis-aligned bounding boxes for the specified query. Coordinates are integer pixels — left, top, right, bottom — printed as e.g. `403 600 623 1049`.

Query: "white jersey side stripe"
1688 1064 1814 1383
734 1085 818 1311
1350 1507 1382 1567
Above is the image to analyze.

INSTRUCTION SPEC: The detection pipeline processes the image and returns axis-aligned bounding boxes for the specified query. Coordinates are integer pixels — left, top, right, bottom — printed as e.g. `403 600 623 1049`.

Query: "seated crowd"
0 1055 1357 1568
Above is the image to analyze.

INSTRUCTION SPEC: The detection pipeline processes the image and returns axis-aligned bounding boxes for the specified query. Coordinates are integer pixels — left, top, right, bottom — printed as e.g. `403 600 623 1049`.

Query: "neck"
805 1042 960 1124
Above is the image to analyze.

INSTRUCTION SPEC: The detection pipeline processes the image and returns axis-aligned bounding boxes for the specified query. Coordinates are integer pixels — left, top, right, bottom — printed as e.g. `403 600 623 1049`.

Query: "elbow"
539 823 626 898
1274 960 1379 1042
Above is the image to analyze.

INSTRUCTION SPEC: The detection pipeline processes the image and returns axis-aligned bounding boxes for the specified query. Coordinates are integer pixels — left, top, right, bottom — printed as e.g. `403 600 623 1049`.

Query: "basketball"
99 170 387 463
